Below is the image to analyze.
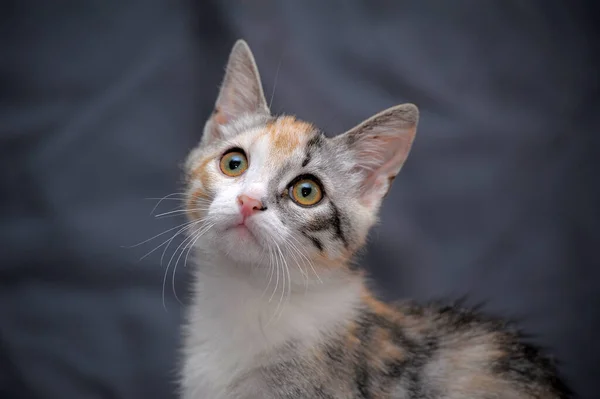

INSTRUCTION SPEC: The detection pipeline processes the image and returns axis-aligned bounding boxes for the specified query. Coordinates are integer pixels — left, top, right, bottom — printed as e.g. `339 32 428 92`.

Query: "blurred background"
1 1 599 398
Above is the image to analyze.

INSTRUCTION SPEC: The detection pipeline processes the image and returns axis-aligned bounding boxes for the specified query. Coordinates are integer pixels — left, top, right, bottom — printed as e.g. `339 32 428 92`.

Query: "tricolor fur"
179 40 571 399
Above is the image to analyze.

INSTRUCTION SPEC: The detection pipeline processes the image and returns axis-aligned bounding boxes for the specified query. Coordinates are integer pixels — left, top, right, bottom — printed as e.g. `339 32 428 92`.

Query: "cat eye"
220 149 248 177
289 177 323 207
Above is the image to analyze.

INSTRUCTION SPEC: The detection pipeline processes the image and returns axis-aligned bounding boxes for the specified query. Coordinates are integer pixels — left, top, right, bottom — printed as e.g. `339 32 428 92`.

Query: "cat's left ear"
202 40 270 145
335 104 419 210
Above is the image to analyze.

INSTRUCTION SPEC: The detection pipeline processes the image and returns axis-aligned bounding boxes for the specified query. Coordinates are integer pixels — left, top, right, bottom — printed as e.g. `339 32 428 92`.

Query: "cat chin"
213 227 269 265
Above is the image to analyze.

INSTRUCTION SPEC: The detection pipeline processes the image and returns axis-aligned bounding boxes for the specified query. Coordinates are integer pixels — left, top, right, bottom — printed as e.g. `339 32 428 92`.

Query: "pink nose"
237 194 266 218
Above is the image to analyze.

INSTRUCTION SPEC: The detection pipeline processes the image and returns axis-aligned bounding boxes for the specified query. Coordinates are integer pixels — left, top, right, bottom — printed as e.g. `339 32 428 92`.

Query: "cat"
178 40 571 399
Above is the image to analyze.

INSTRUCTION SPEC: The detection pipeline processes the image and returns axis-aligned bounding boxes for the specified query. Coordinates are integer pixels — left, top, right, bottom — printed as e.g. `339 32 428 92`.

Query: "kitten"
179 40 571 399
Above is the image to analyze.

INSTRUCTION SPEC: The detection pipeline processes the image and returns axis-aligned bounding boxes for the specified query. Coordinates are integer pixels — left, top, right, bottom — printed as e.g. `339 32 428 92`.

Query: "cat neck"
188 250 365 352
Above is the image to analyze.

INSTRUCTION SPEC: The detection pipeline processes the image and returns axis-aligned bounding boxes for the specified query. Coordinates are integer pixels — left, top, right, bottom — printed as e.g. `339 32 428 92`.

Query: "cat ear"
336 104 419 210
202 40 270 145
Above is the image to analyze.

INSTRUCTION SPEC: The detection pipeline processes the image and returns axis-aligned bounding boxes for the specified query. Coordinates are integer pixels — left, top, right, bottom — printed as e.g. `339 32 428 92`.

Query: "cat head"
184 40 418 278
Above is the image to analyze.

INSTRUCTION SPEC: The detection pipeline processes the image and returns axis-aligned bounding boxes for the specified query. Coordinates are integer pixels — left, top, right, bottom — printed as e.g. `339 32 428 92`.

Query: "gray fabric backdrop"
1 1 598 398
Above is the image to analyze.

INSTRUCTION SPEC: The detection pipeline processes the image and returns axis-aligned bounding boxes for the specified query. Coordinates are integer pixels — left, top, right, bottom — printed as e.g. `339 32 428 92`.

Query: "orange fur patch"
344 321 361 347
362 293 399 320
187 188 211 219
316 251 353 268
265 116 313 158
450 373 520 397
191 154 218 193
372 328 406 362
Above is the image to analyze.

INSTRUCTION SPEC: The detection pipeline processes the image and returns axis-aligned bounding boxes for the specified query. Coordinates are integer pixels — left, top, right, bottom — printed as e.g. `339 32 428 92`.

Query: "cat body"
179 40 571 398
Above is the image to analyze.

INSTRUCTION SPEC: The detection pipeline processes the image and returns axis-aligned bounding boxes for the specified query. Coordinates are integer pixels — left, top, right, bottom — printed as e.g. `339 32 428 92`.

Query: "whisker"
288 234 322 283
183 222 215 270
164 232 197 307
145 197 188 204
161 220 210 308
160 218 207 265
271 240 290 321
124 219 198 249
266 242 283 327
268 239 281 304
162 227 202 309
261 246 276 299
154 207 208 218
284 239 309 278
170 222 215 305
149 192 189 215
137 221 200 261
269 53 284 109
282 240 309 293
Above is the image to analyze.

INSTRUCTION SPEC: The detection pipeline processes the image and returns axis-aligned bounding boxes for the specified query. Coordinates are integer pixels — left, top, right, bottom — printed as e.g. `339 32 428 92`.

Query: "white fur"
181 251 363 399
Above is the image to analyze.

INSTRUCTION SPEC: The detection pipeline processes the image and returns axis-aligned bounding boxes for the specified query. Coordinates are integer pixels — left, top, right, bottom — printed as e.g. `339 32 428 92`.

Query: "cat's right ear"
201 40 270 146
334 103 419 211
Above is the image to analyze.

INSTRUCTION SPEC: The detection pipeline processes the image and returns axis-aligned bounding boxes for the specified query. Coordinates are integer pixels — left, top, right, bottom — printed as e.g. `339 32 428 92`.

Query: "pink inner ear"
362 134 411 176
357 132 413 207
360 164 393 206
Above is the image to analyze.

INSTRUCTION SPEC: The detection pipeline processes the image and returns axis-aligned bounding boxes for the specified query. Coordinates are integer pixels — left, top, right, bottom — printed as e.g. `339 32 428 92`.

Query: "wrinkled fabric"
1 1 598 398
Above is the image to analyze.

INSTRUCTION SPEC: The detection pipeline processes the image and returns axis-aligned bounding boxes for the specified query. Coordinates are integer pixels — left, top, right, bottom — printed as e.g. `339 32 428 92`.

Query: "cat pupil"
301 186 312 197
229 159 240 170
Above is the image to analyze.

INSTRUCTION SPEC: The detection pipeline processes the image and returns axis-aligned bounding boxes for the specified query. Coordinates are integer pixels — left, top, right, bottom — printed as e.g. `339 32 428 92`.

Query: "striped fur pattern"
179 40 571 399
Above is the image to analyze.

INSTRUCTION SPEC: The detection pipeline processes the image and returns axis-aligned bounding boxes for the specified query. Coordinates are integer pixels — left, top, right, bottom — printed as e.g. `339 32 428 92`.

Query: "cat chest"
182 322 275 399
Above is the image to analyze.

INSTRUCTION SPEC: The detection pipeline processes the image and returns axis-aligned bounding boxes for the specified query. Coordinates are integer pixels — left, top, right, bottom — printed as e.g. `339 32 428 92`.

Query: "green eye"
290 178 323 207
220 150 248 177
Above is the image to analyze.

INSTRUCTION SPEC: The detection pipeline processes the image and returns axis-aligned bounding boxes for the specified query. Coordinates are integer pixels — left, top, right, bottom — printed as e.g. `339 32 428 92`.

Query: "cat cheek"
186 188 214 220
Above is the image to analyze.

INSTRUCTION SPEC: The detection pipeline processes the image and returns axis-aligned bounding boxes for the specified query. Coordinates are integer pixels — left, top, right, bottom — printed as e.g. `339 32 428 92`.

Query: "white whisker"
282 239 309 292
183 222 215 271
272 240 291 321
168 221 215 307
145 195 188 202
268 242 280 304
125 219 198 249
288 234 322 283
137 220 200 262
159 221 200 265
148 192 189 215
269 53 283 109
164 230 198 307
161 218 210 308
261 246 276 300
154 207 209 218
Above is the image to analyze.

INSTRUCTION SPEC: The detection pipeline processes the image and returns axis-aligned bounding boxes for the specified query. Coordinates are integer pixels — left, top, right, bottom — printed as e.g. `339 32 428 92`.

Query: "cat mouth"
227 222 260 243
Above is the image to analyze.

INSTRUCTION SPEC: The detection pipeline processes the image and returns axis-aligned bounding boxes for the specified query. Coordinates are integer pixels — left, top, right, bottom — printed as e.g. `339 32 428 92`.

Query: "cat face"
184 41 418 277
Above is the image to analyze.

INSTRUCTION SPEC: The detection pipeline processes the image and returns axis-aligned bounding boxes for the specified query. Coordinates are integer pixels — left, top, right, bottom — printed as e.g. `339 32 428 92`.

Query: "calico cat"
179 40 571 398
